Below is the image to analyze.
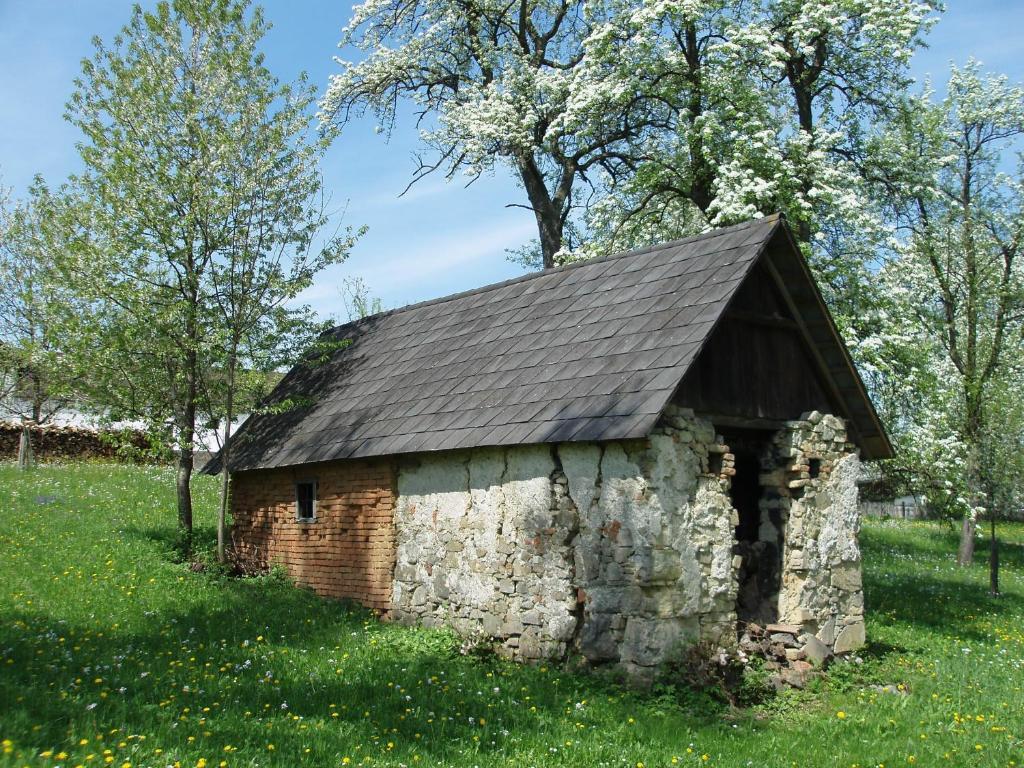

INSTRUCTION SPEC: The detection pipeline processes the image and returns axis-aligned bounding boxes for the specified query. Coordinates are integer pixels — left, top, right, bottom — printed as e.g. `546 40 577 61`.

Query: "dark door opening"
722 431 783 627
732 449 761 543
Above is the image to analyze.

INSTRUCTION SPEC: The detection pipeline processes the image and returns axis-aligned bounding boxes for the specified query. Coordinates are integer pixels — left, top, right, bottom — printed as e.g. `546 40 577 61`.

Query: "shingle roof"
213 214 887 472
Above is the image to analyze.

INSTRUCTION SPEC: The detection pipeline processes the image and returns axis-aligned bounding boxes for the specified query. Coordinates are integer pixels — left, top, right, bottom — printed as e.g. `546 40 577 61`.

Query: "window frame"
294 478 318 523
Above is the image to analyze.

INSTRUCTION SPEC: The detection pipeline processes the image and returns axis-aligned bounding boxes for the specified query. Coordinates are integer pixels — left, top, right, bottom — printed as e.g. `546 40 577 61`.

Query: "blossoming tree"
874 62 1024 585
0 178 89 467
322 0 669 268
324 0 935 275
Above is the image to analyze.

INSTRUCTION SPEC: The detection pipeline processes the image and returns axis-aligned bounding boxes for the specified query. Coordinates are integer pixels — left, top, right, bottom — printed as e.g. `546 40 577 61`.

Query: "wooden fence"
860 499 924 520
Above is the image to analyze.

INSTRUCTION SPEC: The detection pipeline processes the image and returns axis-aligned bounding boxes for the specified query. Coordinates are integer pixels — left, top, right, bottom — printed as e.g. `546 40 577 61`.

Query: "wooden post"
17 419 36 470
957 514 976 566
989 515 1000 597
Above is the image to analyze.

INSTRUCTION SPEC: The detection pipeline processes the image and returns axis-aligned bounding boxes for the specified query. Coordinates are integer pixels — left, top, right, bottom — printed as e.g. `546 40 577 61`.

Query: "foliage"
323 0 936 279
97 425 176 465
660 640 776 708
584 0 934 255
1 463 1022 767
64 0 358 549
869 62 1024 537
0 178 88 425
340 276 385 320
983 360 1024 519
322 0 663 267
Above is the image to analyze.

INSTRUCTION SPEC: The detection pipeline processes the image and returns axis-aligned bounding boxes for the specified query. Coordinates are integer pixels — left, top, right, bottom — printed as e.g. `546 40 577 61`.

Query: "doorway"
722 430 783 626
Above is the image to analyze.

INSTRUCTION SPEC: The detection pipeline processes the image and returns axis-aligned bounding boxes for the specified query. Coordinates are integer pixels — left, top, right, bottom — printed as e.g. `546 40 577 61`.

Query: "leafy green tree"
204 179 360 562
0 177 88 466
66 0 357 554
979 359 1024 591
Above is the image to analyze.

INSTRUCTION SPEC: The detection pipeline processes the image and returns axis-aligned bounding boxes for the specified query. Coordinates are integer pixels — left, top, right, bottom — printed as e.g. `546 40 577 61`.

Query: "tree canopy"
65 0 358 552
324 0 936 271
869 61 1024 574
0 177 87 426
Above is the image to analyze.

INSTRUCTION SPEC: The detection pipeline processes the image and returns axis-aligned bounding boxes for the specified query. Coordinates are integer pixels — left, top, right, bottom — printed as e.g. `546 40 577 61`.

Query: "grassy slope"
0 463 1021 768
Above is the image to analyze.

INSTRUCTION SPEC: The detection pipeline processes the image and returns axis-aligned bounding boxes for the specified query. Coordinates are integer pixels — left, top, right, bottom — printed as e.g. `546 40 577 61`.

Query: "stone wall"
391 445 580 659
230 460 397 612
560 407 739 680
391 406 741 679
770 412 865 653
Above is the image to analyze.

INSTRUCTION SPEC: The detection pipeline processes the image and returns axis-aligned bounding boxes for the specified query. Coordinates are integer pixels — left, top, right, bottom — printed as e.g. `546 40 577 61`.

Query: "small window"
707 451 724 476
295 480 317 522
808 458 821 480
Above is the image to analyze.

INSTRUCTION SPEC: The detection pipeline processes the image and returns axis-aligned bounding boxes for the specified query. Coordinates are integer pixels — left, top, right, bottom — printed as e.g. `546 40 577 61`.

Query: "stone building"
212 215 891 680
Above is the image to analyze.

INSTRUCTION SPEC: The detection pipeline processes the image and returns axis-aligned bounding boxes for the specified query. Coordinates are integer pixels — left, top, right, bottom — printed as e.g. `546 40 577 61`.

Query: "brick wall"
230 459 397 612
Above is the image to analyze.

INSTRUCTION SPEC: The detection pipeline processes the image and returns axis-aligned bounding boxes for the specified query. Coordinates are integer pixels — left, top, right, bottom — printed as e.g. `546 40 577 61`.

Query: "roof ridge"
332 214 784 335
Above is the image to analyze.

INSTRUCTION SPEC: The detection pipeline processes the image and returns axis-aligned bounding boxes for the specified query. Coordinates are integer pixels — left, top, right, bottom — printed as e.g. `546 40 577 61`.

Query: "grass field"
0 463 1021 768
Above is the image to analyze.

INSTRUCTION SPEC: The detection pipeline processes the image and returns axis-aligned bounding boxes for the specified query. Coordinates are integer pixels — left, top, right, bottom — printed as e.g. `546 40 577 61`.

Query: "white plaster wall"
390 407 866 673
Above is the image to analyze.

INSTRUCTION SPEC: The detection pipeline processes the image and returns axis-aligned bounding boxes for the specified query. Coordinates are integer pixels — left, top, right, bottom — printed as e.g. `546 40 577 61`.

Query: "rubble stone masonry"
771 412 866 653
392 407 745 680
390 406 865 680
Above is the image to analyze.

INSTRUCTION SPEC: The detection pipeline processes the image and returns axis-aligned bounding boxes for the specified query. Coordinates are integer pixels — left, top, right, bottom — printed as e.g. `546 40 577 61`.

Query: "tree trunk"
956 514 975 566
176 438 194 558
988 515 999 596
682 23 714 214
516 155 563 269
957 406 984 567
218 435 231 564
217 351 237 564
785 53 819 245
532 201 562 270
176 349 198 558
17 423 35 470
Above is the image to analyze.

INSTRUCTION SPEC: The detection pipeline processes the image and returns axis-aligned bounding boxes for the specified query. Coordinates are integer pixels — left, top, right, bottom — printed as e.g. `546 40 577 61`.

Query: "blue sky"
1 0 1022 320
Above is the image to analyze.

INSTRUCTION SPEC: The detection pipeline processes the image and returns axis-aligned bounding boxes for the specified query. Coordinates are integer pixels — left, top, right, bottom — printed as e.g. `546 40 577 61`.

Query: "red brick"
230 459 398 612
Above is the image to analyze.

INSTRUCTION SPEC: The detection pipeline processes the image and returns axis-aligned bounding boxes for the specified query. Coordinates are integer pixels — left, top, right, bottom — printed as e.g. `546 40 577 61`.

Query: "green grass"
0 463 1021 768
